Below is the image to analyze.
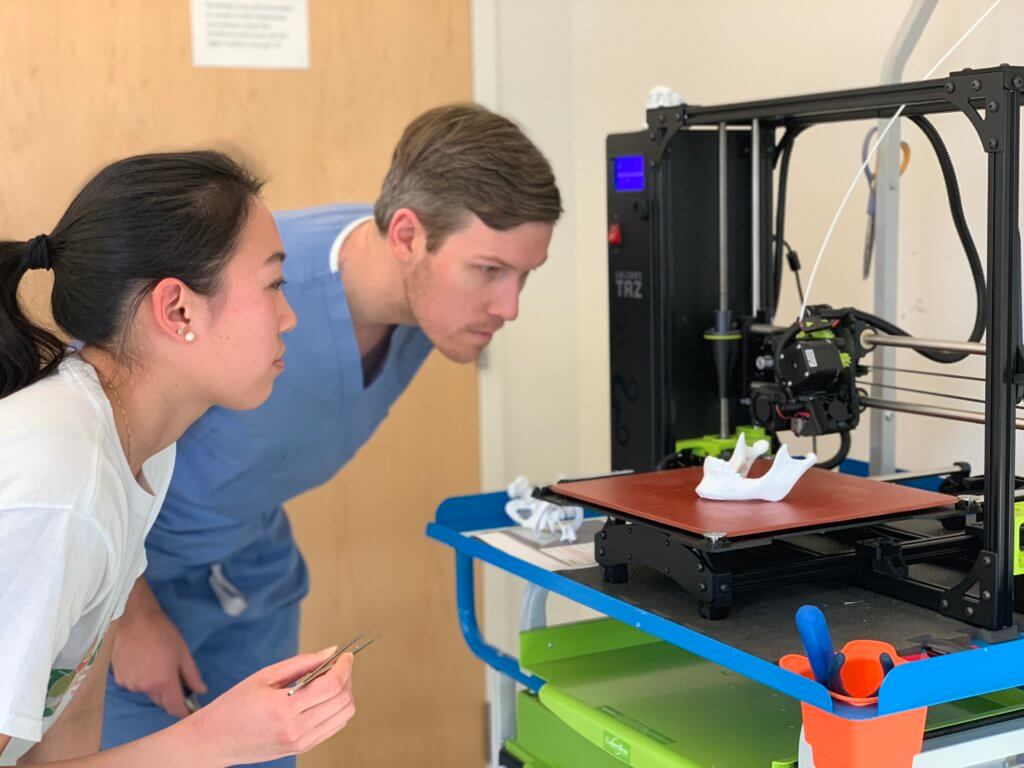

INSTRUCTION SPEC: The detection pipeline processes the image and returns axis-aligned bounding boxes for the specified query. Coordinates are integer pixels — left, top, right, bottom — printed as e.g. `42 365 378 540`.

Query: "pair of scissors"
827 650 895 698
862 127 911 278
286 630 378 696
795 605 897 697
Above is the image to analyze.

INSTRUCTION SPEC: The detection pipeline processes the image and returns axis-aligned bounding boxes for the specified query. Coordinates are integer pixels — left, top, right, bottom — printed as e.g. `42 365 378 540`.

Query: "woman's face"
190 200 297 410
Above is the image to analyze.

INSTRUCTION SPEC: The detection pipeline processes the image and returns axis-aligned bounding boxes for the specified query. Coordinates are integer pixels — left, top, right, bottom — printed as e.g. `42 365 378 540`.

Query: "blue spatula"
795 604 836 685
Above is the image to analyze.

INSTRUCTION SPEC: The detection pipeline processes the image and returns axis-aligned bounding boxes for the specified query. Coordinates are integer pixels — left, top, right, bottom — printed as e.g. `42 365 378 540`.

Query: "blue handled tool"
827 651 896 698
861 651 897 697
827 651 850 696
795 604 835 685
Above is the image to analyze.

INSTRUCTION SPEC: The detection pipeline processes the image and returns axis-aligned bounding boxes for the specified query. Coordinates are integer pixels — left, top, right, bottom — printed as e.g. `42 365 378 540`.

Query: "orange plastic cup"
780 641 927 768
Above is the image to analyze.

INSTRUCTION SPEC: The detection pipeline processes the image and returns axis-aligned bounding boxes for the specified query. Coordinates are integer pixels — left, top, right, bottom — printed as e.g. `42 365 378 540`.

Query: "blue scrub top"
143 203 433 620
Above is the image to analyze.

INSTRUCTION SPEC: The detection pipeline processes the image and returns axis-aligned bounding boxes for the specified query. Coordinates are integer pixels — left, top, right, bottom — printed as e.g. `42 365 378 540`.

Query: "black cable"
793 271 805 304
772 126 807 315
866 381 985 405
862 364 984 383
656 451 678 471
904 114 987 362
770 117 986 363
816 430 851 470
803 119 984 363
784 240 804 303
772 125 806 171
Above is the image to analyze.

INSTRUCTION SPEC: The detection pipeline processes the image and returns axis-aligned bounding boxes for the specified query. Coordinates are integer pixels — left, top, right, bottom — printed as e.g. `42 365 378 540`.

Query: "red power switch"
608 222 622 246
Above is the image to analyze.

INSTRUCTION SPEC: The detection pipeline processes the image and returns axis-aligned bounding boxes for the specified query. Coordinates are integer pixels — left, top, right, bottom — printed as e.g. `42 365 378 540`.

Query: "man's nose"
490 283 520 322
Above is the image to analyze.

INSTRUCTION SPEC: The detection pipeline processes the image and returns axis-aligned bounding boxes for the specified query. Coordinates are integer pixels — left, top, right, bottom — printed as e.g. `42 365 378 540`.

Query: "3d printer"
554 65 1024 633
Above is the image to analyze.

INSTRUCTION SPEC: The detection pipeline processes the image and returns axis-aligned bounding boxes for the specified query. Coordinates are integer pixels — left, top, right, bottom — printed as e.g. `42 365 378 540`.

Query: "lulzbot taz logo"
603 731 631 763
613 270 643 300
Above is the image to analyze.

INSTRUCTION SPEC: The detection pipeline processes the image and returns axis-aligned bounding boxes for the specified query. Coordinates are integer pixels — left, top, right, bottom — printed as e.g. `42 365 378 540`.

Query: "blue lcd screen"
614 155 645 192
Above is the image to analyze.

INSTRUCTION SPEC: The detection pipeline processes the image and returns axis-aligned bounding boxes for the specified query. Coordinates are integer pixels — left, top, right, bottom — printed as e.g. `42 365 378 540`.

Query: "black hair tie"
25 234 53 271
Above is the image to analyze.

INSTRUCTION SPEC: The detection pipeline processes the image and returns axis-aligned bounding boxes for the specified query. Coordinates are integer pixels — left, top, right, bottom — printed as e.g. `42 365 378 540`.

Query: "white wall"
475 0 1024 654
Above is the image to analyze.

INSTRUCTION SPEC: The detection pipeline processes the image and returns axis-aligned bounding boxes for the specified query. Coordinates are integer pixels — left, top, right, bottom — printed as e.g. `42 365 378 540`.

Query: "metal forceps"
286 630 378 696
862 126 911 278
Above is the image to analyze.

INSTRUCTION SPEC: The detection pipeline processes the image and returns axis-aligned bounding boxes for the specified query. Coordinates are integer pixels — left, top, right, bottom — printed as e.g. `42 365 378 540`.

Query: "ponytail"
0 238 65 398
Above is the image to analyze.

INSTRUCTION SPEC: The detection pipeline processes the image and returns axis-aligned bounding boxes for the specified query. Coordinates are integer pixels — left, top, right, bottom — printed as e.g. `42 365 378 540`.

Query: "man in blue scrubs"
101 104 562 765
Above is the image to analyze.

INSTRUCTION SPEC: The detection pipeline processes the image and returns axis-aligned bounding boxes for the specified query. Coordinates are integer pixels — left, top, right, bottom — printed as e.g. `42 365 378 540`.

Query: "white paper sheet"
190 0 310 70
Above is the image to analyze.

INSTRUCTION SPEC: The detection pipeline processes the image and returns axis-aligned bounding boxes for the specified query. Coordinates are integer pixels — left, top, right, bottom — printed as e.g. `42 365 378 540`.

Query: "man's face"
404 214 553 363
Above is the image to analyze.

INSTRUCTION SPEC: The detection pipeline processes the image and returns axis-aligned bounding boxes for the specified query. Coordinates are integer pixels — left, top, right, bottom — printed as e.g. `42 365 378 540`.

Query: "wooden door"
0 2 483 765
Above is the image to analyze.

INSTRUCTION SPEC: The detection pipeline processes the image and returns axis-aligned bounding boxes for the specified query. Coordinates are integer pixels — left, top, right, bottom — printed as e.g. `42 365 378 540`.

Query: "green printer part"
674 426 769 460
501 619 1024 768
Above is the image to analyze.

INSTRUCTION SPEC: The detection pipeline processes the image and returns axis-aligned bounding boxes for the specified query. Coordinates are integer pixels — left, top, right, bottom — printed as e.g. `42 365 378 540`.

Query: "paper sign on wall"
190 0 309 70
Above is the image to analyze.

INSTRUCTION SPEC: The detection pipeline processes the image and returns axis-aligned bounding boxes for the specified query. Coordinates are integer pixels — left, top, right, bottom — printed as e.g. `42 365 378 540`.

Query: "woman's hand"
189 647 356 766
111 581 205 718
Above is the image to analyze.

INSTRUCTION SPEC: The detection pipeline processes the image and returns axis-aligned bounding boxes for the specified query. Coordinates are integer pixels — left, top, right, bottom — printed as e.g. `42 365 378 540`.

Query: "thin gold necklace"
98 371 134 471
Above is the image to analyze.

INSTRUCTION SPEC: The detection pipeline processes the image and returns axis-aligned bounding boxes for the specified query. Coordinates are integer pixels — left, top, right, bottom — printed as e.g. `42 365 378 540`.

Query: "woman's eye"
478 265 500 276
270 279 288 291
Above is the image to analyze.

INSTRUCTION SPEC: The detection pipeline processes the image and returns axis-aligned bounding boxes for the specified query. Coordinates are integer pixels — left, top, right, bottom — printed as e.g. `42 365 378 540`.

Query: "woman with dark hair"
0 152 355 766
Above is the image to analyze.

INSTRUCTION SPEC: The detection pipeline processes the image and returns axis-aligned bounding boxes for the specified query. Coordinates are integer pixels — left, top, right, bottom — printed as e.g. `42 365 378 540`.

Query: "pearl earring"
177 326 196 343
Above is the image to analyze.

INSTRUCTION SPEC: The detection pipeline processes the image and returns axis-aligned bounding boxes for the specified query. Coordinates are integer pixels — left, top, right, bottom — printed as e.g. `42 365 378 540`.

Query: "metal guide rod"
866 381 984 405
751 118 760 315
862 331 986 356
864 364 985 384
862 396 1024 430
869 465 964 483
719 402 731 440
718 122 729 438
718 123 728 311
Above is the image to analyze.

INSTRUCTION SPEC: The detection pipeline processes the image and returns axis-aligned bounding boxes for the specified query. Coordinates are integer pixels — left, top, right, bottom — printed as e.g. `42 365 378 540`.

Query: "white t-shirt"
0 355 175 764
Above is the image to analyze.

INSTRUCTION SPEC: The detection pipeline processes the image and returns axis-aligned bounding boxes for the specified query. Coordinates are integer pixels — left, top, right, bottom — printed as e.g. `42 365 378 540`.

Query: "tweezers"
286 630 377 696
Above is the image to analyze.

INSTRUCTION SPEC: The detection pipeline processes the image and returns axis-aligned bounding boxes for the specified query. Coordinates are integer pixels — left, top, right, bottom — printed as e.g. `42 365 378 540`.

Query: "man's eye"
270 279 288 291
478 265 500 276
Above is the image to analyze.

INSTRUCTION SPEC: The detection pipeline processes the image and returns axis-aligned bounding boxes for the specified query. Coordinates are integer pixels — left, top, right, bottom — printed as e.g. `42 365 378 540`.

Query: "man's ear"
147 277 194 341
387 208 426 264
